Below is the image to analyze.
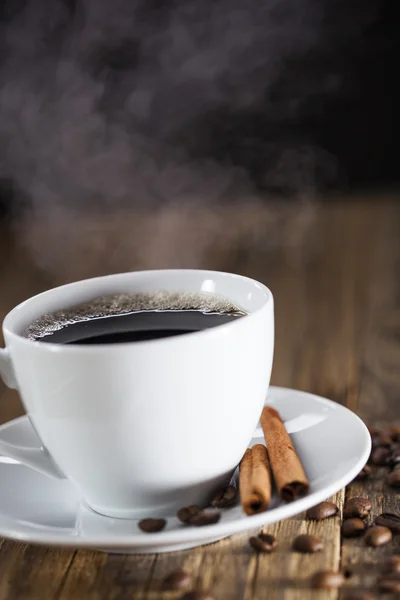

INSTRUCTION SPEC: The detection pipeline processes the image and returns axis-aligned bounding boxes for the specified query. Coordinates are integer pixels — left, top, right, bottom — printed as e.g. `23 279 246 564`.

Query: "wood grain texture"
0 199 399 599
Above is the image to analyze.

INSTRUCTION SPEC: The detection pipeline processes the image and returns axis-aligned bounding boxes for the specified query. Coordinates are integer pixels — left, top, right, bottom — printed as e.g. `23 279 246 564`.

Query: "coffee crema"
23 291 246 345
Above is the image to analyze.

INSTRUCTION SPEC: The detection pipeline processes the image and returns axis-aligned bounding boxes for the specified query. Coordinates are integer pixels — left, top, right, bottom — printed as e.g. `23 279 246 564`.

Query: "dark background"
0 0 398 223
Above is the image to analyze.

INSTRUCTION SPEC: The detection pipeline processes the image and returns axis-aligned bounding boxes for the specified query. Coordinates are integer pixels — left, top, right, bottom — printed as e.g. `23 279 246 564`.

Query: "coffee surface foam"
23 291 245 340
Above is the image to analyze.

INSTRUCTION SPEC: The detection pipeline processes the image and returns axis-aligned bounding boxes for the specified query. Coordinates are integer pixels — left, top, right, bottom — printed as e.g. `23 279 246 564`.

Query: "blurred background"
0 0 398 285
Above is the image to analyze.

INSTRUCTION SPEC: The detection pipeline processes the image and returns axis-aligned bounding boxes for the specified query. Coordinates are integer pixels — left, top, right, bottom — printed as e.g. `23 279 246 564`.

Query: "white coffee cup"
0 269 274 519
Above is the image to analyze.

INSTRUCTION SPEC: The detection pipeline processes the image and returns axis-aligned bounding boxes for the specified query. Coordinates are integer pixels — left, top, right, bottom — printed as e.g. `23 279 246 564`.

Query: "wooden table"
0 198 399 599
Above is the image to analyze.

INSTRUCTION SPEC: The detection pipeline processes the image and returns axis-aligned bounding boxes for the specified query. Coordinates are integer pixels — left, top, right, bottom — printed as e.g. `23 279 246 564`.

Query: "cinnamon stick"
239 444 271 515
260 406 309 501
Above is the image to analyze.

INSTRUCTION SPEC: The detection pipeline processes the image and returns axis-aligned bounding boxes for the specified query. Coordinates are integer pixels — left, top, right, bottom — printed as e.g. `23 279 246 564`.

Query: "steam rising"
0 0 377 281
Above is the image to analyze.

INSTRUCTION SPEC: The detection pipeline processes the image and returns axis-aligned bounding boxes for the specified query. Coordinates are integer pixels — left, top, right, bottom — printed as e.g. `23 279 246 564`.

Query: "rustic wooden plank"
66 551 157 600
56 550 108 600
357 202 400 421
145 546 205 599
0 542 26 599
0 543 75 600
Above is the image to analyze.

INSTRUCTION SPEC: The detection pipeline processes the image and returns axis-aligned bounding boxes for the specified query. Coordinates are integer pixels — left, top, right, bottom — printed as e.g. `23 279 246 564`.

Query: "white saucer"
0 387 370 554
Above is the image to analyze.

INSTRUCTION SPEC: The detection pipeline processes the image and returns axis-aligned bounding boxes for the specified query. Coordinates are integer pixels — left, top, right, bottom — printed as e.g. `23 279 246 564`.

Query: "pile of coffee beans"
340 494 394 548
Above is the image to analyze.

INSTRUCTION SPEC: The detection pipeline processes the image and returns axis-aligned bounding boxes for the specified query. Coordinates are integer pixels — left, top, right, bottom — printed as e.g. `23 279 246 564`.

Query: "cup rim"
3 269 273 351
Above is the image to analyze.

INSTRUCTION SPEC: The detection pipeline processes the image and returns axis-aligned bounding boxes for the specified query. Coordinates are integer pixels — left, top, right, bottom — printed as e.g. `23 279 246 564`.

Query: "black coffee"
36 310 243 344
24 291 245 345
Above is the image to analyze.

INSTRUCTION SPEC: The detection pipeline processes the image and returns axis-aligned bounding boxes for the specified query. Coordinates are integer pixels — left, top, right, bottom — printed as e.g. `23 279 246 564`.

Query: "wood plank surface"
0 198 399 599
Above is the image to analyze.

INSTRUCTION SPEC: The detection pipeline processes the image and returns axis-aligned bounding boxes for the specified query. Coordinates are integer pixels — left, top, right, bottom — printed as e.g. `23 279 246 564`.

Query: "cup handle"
0 347 17 389
0 347 65 479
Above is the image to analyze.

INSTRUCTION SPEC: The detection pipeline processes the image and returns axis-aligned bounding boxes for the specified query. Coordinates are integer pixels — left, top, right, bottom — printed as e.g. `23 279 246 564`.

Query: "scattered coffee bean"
177 505 201 523
370 434 381 449
369 446 391 466
389 447 400 466
391 426 400 442
306 501 338 521
210 485 237 509
377 575 400 593
249 533 278 553
354 465 372 481
292 534 323 553
368 426 379 435
189 509 221 527
387 469 400 488
181 592 214 600
162 569 193 591
138 518 166 533
375 512 400 534
382 555 400 574
344 592 375 600
310 570 344 589
364 526 392 547
342 518 367 538
343 497 372 519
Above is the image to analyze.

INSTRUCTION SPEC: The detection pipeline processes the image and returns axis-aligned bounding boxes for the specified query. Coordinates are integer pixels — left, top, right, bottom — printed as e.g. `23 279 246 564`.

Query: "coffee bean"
342 518 367 538
354 465 372 481
364 526 392 547
377 575 400 593
138 518 166 533
391 426 400 442
344 592 375 600
387 469 400 488
181 592 214 600
292 534 323 553
177 505 201 523
306 501 338 520
310 571 344 589
375 512 400 534
370 434 381 449
189 509 221 527
382 555 400 574
389 447 400 466
210 485 237 508
371 432 392 448
371 437 387 450
162 569 192 591
249 533 278 553
368 426 379 436
343 497 372 519
369 446 391 465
